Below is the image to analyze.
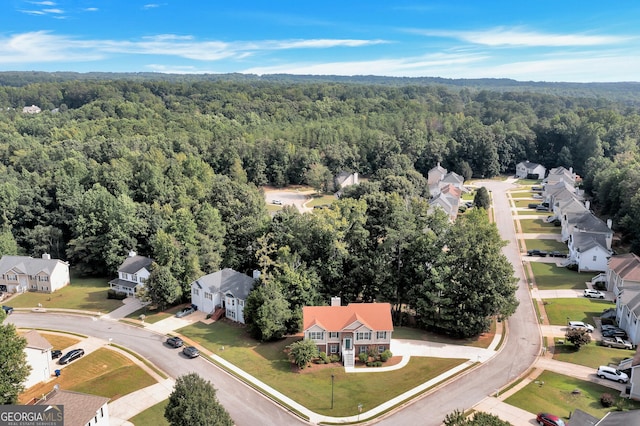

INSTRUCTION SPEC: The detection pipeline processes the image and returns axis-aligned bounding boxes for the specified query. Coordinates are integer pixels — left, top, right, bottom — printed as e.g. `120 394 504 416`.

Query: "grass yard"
393 320 496 349
530 262 593 290
129 400 169 426
519 218 561 234
543 298 614 325
178 321 466 416
307 194 337 207
125 303 189 323
19 348 157 403
552 339 633 369
523 239 568 252
505 371 640 419
514 200 540 208
8 274 123 313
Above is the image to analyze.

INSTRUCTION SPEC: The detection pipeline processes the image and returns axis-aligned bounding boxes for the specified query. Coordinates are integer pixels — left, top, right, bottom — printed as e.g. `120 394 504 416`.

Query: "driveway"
265 188 314 213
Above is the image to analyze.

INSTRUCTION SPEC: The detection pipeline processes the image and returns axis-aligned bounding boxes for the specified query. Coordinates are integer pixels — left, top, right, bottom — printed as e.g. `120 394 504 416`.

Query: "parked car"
601 324 624 332
536 205 548 211
532 186 543 192
583 289 605 299
602 328 628 339
272 199 283 205
548 251 568 258
175 305 197 318
51 349 63 359
182 346 200 358
58 348 85 365
527 249 548 257
568 321 594 332
166 336 184 348
597 365 629 383
601 336 633 350
528 203 541 209
532 194 543 199
2 305 13 315
536 412 566 426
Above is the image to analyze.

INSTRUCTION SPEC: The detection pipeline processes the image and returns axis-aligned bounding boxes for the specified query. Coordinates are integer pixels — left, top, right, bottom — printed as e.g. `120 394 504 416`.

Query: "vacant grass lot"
9 274 123 313
505 371 640 418
307 194 337 207
126 304 189 323
519 218 561 234
20 348 156 403
523 239 568 252
553 339 632 369
393 321 496 349
129 400 169 425
178 321 465 416
530 263 592 290
543 298 614 325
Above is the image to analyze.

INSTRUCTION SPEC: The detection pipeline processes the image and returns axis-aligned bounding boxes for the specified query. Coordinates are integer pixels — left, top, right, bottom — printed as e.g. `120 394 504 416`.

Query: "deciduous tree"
165 373 233 426
0 311 31 404
287 339 319 369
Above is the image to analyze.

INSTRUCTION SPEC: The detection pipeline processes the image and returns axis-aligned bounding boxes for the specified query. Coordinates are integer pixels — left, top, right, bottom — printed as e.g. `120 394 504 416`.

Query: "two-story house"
190 268 257 324
515 161 546 179
0 254 70 294
108 251 153 297
302 298 393 368
23 330 53 388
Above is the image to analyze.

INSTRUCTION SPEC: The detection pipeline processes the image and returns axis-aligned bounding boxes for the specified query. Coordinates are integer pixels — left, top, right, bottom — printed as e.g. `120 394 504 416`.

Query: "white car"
272 199 283 205
597 365 629 383
584 289 605 299
568 321 594 332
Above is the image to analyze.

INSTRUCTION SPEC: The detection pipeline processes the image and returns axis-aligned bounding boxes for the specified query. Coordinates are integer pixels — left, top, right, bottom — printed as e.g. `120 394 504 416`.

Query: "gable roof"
191 268 256 300
441 171 464 185
303 303 393 332
35 389 109 425
0 255 67 276
608 253 640 282
574 213 611 234
598 410 640 426
570 409 598 426
24 330 52 351
518 161 543 170
619 287 640 318
118 255 153 274
572 232 610 253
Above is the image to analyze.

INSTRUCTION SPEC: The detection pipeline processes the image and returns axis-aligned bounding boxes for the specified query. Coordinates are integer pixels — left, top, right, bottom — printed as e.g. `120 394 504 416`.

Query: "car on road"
601 336 634 350
272 199 283 205
166 336 184 348
51 349 63 359
597 365 629 383
568 321 594 332
175 305 196 318
2 305 13 315
536 412 566 426
583 289 605 299
182 346 200 358
527 249 548 257
58 348 85 365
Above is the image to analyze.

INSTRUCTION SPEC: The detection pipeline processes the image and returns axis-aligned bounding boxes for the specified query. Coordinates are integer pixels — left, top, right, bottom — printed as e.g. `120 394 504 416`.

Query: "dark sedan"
182 346 200 358
51 349 63 359
166 336 184 348
58 348 85 365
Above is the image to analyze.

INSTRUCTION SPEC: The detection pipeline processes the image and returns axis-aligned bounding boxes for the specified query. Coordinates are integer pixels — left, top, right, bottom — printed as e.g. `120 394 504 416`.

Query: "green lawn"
307 194 337 207
8 274 124 313
519 218 561 234
505 371 640 419
523 240 568 252
393 320 496 349
129 400 169 426
552 339 633 369
178 321 466 416
530 263 593 290
126 304 188 323
514 200 541 208
543 298 614 325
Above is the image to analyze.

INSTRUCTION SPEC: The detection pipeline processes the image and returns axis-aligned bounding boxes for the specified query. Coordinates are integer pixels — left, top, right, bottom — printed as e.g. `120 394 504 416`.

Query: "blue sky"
1 1 639 82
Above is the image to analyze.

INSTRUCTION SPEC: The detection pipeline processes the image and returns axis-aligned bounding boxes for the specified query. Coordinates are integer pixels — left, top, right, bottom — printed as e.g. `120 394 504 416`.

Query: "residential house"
0 254 70 294
515 161 546 179
22 105 41 114
302 298 393 368
108 251 152 297
567 232 612 272
605 254 640 345
572 407 640 425
334 171 359 197
606 253 640 294
33 389 110 426
427 162 447 189
429 183 461 222
23 330 53 388
616 288 640 345
190 268 257 324
545 166 576 186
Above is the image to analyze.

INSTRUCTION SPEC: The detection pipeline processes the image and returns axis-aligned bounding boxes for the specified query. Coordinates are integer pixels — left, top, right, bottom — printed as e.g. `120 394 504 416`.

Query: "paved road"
377 180 542 425
8 313 307 426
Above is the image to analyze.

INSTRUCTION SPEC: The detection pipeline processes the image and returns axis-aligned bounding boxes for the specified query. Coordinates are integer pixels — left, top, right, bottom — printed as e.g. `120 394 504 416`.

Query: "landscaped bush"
358 352 368 364
380 349 393 362
107 289 128 300
366 361 383 367
319 352 329 364
329 354 340 363
600 393 615 407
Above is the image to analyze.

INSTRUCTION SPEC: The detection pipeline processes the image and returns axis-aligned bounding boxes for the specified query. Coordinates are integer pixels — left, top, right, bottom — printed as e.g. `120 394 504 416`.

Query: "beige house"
0 254 70 294
23 330 53 388
33 389 110 426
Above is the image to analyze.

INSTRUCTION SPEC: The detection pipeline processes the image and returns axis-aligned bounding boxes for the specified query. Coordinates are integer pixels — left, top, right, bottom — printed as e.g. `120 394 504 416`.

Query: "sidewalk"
109 378 175 426
101 297 146 320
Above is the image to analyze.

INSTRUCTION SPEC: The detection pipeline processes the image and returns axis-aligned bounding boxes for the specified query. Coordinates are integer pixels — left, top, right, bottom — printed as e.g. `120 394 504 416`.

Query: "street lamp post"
331 374 334 409
357 403 363 421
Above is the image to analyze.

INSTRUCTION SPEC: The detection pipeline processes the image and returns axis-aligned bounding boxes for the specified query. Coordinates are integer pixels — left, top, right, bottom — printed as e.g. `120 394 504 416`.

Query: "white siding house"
23 330 53 388
0 254 70 294
515 161 546 179
190 268 256 324
108 251 153 297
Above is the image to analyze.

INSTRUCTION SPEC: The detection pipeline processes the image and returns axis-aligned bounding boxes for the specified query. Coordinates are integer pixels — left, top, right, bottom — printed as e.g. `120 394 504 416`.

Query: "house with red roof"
302 298 394 367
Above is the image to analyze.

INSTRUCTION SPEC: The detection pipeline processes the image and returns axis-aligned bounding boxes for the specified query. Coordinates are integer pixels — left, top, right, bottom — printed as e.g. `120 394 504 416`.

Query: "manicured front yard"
20 347 157 403
552 339 633 369
126 304 189 324
8 274 123 313
519 218 561 234
523 240 568 252
393 320 496 349
505 371 640 419
307 194 337 207
530 262 593 290
178 321 466 416
129 400 169 425
543 298 614 325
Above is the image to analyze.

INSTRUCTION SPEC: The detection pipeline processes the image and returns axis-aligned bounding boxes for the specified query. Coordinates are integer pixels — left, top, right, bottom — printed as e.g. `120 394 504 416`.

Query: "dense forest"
0 74 639 336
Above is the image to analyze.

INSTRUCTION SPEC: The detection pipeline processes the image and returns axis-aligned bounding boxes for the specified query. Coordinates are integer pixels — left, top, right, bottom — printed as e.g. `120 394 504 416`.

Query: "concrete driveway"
265 188 314 213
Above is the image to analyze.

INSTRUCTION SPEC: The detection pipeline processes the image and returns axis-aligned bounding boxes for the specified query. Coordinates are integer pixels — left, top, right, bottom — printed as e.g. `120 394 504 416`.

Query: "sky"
1 1 640 82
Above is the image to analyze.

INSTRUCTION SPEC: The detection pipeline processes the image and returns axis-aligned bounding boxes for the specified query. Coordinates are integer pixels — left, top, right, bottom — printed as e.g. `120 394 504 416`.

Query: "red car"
537 413 566 426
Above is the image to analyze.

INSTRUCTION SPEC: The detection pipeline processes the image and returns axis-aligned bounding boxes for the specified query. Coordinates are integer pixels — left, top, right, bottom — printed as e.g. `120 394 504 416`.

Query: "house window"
204 292 212 300
378 346 385 353
359 346 368 354
356 332 371 340
140 277 146 283
7 274 17 281
132 274 138 282
193 289 200 296
593 256 597 262
330 344 339 354
376 331 387 339
309 331 324 340
329 332 339 339
122 273 129 280
239 300 244 307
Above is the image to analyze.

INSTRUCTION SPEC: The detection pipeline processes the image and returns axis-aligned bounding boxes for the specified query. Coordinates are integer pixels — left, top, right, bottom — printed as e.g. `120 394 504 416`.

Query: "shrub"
358 352 368 364
380 349 393 362
330 354 340 363
601 393 615 407
107 289 128 300
319 352 329 364
367 345 378 358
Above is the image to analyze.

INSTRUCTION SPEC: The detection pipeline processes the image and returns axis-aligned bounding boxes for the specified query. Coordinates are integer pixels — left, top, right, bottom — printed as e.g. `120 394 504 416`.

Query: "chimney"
42 253 51 260
331 297 341 307
607 219 612 229
128 250 137 258
252 270 261 280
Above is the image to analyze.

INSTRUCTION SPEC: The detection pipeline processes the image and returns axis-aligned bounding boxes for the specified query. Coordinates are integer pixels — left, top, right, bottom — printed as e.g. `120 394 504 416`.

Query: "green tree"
165 373 233 426
287 339 319 369
0 311 31 404
305 163 332 193
474 187 491 209
565 328 591 349
0 227 18 256
244 282 291 341
444 409 513 425
144 263 182 310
